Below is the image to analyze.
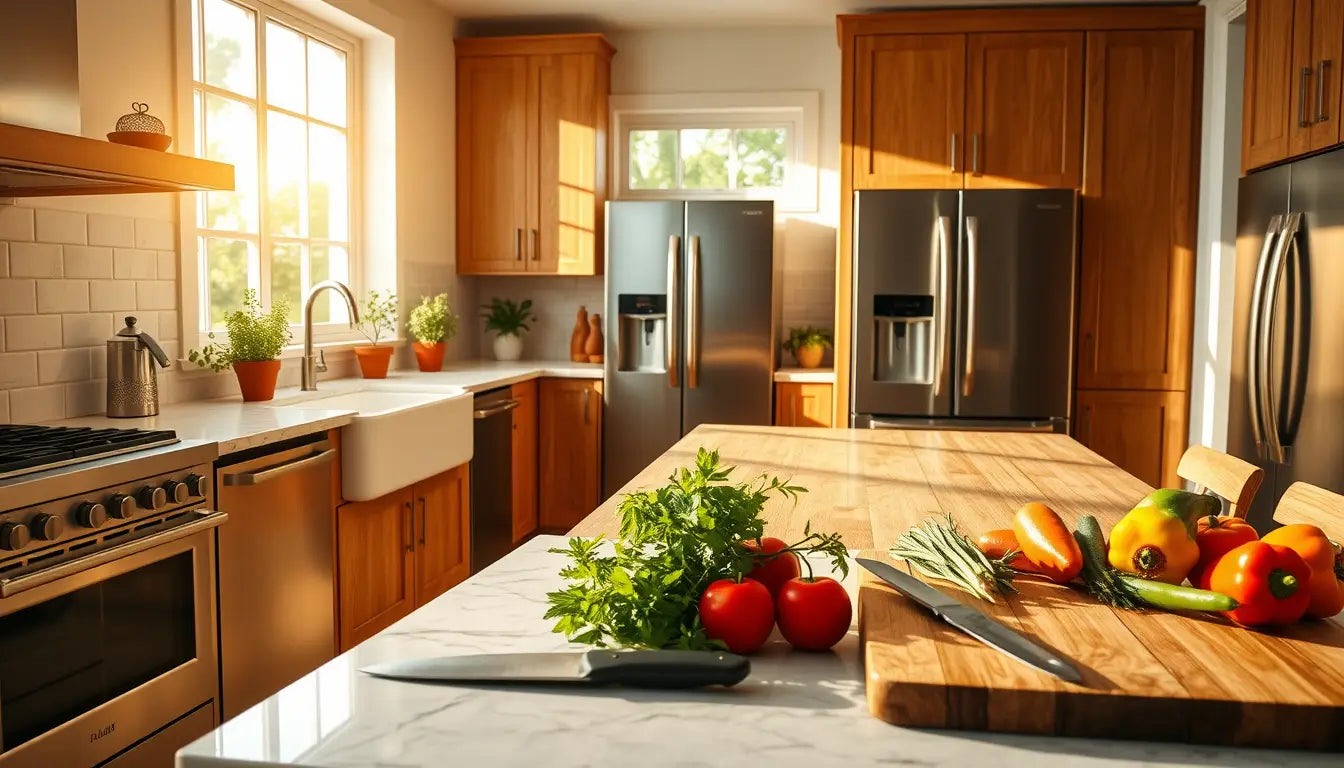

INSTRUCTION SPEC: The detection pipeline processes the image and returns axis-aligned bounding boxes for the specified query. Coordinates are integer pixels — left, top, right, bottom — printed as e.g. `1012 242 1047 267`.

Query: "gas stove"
0 424 180 479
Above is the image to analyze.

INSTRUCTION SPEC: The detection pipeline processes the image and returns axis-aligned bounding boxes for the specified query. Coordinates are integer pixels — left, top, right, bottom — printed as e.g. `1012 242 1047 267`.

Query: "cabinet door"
853 34 966 189
1076 389 1187 488
1078 31 1198 391
413 464 471 606
457 55 529 274
965 32 1083 189
1243 0 1299 171
336 491 415 650
511 379 539 543
532 53 605 275
539 378 602 531
1291 0 1344 154
774 383 835 427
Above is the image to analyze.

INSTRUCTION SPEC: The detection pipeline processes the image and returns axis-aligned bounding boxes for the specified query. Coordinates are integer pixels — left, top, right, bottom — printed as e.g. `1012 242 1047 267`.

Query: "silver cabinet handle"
532 228 540 261
515 228 523 261
667 235 681 388
473 399 519 419
949 133 958 173
962 216 979 398
582 387 591 426
221 447 334 486
687 235 701 389
1246 215 1282 458
1318 60 1332 123
971 133 981 176
1259 212 1300 465
1299 67 1313 127
418 497 427 546
934 215 952 398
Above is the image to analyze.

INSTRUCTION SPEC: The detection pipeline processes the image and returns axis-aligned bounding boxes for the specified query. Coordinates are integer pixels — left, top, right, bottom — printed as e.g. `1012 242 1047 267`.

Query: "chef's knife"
361 649 750 688
856 557 1083 685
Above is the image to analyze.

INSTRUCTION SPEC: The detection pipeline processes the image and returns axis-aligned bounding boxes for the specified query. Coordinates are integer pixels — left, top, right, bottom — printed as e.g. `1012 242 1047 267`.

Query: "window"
187 0 358 334
612 92 819 211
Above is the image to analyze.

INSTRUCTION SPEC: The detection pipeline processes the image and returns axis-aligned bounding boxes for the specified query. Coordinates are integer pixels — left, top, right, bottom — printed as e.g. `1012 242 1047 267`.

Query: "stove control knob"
185 473 208 497
108 494 135 519
30 513 62 541
0 523 30 551
77 501 109 528
136 486 167 512
164 480 189 504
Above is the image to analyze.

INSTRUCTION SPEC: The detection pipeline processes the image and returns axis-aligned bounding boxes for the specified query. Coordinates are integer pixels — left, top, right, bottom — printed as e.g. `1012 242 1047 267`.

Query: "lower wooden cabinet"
336 463 470 651
511 379 539 543
1075 389 1187 489
774 382 835 427
539 377 603 532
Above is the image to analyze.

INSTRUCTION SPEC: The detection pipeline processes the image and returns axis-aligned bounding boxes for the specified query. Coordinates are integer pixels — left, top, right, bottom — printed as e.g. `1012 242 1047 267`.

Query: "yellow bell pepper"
1107 489 1221 584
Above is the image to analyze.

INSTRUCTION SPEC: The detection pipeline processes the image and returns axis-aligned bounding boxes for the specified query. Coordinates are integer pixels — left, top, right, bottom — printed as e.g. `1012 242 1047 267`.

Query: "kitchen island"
178 426 1336 767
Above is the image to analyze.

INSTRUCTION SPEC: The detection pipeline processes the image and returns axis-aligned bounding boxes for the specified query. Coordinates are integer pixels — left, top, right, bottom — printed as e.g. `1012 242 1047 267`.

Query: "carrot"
975 528 1046 574
1011 503 1083 584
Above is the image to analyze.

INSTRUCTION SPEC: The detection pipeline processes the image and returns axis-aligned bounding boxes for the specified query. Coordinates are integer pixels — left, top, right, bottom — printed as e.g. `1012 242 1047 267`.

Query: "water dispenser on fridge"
616 294 667 373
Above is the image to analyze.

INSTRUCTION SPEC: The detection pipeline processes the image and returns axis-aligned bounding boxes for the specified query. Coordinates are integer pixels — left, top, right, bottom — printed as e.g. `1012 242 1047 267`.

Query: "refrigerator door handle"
934 216 953 398
1246 215 1282 460
962 216 979 398
687 234 701 389
666 235 681 388
1260 212 1300 465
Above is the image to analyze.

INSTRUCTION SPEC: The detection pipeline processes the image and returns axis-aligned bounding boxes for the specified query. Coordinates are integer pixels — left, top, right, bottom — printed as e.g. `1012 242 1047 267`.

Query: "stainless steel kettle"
106 316 171 417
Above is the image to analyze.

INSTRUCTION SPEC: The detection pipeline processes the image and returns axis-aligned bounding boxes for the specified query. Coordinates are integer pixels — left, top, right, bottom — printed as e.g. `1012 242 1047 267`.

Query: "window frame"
176 0 364 351
611 91 820 212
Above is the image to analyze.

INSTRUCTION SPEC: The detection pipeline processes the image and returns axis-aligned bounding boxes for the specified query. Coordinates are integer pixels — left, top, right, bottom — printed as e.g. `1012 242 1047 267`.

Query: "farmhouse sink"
281 385 473 502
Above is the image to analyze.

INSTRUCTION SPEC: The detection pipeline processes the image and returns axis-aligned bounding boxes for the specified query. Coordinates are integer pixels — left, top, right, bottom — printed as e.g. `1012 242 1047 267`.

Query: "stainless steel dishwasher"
471 387 517 573
215 433 336 720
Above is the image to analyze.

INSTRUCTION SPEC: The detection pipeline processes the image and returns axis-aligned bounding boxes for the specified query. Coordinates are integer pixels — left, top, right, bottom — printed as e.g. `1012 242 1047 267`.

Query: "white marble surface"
774 367 836 383
50 360 601 455
177 536 1330 768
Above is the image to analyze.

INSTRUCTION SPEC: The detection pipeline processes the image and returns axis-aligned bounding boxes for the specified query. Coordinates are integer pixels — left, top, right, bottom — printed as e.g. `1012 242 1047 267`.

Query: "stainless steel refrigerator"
603 200 775 498
1228 148 1344 531
851 189 1077 431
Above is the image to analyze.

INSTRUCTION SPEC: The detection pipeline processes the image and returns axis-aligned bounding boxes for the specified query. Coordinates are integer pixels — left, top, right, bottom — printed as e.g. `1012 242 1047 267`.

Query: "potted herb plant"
355 289 398 378
481 298 534 361
188 289 291 402
783 326 832 369
407 293 459 372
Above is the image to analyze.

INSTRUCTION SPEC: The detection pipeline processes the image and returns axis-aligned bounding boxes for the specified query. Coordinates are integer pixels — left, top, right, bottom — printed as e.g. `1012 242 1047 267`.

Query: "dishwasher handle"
221 445 335 486
473 399 520 419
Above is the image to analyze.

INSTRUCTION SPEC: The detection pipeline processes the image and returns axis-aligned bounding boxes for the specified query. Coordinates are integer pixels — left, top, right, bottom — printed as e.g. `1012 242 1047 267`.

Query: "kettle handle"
138 330 171 368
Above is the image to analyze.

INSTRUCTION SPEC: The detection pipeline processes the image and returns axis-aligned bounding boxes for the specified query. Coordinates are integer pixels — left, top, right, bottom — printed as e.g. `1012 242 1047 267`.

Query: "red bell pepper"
1190 515 1259 589
1207 541 1312 627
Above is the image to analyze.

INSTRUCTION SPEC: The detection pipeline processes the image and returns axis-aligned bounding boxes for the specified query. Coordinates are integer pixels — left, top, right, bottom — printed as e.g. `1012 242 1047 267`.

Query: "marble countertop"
177 535 1326 768
773 367 836 383
52 360 602 455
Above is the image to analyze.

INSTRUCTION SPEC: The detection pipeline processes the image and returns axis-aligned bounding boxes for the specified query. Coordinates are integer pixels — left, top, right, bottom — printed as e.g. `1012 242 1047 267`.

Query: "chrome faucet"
302 280 360 391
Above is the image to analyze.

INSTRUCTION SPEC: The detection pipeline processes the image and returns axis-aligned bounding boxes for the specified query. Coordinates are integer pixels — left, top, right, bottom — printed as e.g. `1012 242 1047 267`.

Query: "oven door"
0 511 225 767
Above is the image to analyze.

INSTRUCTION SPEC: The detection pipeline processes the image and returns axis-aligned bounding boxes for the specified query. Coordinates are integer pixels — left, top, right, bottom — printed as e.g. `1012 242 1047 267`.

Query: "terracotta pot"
793 344 825 369
413 341 446 372
493 333 523 361
355 345 394 378
233 360 282 402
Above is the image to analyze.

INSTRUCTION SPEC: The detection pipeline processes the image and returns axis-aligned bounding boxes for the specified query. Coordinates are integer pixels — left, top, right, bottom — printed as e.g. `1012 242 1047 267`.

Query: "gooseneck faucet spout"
302 280 360 391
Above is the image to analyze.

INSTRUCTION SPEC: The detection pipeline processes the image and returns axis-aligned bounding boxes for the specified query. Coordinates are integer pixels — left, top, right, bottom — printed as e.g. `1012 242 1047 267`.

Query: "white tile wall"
87 214 136 248
471 276 604 360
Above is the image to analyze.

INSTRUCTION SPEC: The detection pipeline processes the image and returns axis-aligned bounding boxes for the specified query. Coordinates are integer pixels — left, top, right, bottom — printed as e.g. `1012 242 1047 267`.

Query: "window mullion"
727 129 738 192
673 130 683 190
255 8 270 307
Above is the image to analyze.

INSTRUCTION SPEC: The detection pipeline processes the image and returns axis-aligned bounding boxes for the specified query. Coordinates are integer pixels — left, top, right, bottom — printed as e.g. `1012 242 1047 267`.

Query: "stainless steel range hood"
0 0 234 197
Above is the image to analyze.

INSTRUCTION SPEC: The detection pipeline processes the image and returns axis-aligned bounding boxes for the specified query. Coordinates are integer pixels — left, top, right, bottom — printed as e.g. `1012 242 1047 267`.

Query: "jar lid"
114 103 166 134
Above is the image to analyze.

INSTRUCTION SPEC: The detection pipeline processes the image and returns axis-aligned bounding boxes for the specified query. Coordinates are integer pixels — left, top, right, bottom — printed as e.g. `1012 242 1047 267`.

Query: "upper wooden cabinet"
1243 0 1344 171
851 31 1082 190
456 35 612 275
1076 29 1198 392
539 378 603 532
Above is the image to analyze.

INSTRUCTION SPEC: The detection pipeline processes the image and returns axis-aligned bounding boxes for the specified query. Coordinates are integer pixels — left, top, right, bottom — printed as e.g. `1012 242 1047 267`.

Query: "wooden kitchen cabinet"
1076 29 1198 392
456 35 612 275
774 382 835 427
413 464 471 606
1076 389 1188 488
1290 0 1344 156
511 379 539 543
539 378 603 532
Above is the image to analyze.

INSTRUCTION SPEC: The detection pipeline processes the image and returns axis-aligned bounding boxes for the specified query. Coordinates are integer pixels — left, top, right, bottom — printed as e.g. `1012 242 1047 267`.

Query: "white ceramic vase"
493 333 523 361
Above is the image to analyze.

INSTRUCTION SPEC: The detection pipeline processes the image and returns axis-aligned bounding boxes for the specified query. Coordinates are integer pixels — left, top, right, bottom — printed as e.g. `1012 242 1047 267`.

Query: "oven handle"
0 510 228 598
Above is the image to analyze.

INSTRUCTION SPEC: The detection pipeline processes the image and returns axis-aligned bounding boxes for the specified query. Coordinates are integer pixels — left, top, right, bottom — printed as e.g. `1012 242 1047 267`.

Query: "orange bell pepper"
1207 541 1312 627
1262 524 1344 619
1190 515 1258 589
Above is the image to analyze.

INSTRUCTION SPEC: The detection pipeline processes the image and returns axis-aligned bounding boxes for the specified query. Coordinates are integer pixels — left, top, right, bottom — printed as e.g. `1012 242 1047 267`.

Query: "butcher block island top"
178 426 1341 767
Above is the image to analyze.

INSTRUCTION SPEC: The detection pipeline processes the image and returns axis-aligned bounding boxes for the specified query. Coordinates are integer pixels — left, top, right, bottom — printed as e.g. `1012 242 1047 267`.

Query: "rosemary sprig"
890 514 1017 603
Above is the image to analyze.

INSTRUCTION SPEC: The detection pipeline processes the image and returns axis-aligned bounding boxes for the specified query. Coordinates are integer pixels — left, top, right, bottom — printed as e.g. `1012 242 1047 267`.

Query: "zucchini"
1116 575 1238 613
1073 515 1141 610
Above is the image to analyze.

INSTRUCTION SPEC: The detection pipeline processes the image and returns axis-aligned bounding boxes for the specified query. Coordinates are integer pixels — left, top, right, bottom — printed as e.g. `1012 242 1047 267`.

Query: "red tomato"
775 577 852 652
744 537 801 596
698 578 775 654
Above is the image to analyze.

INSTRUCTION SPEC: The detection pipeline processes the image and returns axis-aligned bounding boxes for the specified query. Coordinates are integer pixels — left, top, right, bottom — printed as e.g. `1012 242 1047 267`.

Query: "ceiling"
435 0 1178 30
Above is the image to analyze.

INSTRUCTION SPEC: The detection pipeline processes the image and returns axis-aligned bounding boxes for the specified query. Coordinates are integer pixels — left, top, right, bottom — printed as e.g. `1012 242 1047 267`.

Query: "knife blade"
360 649 750 689
856 557 1083 685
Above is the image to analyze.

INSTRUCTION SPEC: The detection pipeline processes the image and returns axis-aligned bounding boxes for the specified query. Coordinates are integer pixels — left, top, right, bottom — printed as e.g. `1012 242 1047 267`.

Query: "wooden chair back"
1176 445 1264 518
1273 482 1344 539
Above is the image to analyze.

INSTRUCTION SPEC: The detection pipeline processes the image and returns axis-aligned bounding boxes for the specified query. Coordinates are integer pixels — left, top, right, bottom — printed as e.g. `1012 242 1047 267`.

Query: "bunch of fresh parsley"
543 448 849 650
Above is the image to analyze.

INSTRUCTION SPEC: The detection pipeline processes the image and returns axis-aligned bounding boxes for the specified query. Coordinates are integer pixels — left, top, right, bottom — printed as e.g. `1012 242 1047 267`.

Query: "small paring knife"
856 557 1084 685
361 649 751 689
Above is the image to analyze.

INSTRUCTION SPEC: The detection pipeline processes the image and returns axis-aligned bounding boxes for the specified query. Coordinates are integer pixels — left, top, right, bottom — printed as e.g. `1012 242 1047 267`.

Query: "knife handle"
583 650 750 688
